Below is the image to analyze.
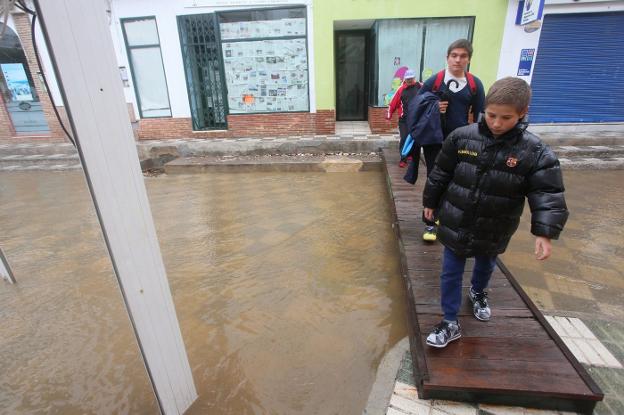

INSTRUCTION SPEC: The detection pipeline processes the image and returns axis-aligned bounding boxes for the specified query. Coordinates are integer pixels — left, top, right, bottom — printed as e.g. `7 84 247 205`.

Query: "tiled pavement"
387 319 624 415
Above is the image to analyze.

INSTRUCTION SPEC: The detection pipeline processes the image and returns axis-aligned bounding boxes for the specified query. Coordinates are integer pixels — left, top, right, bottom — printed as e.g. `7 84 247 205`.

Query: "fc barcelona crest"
506 156 518 168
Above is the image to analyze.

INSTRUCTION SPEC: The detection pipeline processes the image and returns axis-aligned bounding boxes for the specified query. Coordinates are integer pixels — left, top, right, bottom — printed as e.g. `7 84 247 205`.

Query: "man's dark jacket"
405 92 443 146
423 120 569 257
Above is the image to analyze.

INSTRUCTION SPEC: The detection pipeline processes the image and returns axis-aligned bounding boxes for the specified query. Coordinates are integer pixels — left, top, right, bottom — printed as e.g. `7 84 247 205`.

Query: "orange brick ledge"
137 110 336 140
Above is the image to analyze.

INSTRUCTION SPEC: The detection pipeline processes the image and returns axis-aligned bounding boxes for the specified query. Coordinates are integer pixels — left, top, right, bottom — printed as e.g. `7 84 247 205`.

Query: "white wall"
110 0 316 120
497 0 624 83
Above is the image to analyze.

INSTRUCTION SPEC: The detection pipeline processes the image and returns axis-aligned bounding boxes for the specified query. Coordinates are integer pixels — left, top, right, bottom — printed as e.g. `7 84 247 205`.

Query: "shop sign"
516 0 544 26
517 48 535 76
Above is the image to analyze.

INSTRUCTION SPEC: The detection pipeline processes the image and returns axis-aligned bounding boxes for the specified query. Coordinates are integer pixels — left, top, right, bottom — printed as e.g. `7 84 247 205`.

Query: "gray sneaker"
426 320 461 348
468 288 491 321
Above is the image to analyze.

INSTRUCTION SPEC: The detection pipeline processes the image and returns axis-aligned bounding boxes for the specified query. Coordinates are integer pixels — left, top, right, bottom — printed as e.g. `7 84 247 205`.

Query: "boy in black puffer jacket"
422 77 568 348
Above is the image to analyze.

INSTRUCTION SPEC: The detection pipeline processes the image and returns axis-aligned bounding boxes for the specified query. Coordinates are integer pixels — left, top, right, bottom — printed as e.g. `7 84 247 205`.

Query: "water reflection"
0 172 158 415
147 172 407 415
0 171 407 415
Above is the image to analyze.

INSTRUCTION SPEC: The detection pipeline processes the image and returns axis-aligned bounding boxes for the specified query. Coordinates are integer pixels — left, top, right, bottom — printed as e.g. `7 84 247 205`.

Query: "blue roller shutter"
529 12 624 123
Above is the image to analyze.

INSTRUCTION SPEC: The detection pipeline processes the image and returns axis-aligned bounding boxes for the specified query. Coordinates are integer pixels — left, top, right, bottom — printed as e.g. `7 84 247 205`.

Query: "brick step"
0 153 79 165
0 154 81 170
0 142 77 157
552 145 624 158
559 156 624 170
163 154 382 174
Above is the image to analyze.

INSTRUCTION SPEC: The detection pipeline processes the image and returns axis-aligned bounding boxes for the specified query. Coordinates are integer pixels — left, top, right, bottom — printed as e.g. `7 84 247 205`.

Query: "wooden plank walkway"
381 149 603 414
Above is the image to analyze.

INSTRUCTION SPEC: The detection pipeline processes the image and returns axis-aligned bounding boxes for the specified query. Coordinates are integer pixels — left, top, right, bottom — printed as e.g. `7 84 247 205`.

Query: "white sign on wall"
516 0 544 25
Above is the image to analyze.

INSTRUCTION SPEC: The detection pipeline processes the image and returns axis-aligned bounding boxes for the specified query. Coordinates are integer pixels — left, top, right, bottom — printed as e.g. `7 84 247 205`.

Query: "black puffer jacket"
423 120 569 257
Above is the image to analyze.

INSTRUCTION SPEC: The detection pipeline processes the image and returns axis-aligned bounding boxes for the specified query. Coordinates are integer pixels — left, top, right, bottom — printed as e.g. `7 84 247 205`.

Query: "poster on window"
1 63 33 101
222 38 309 113
220 18 305 40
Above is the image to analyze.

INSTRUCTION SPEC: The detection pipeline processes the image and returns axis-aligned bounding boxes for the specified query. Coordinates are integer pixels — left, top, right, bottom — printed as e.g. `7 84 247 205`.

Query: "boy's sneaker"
468 288 491 321
426 320 461 348
423 225 437 242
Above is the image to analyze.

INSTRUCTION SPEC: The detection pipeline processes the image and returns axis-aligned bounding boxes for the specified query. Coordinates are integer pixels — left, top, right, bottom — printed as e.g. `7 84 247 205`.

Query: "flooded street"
0 171 406 414
502 169 624 322
1 167 622 414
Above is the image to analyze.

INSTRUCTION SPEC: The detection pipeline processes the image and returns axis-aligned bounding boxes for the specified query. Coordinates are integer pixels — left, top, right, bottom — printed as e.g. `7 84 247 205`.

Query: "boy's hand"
535 236 552 260
439 101 449 114
424 208 435 222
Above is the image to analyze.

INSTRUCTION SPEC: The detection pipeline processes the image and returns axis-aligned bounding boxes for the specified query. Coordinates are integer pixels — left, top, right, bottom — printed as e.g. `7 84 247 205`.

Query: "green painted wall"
313 0 508 110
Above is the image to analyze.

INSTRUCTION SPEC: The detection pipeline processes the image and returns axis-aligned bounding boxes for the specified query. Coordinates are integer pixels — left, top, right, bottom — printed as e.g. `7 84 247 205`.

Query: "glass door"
335 31 368 121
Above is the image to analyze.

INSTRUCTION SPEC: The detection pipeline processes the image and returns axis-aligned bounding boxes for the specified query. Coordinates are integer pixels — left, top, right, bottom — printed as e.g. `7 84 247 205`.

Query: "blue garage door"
530 12 624 123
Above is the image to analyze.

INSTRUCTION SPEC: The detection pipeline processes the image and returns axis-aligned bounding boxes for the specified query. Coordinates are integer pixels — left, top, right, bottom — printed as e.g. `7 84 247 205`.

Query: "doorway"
335 31 369 121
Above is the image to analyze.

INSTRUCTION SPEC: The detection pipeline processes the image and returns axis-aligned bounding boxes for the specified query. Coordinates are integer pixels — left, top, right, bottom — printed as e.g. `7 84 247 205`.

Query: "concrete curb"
363 337 410 415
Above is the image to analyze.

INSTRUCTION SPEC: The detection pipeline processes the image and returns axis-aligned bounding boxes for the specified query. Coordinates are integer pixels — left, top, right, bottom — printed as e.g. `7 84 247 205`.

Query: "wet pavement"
0 170 407 414
502 169 624 415
502 169 624 323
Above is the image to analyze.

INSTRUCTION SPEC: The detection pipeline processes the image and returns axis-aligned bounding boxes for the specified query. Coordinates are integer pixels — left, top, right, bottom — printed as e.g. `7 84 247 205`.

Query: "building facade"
497 0 624 123
8 1 621 142
0 0 509 141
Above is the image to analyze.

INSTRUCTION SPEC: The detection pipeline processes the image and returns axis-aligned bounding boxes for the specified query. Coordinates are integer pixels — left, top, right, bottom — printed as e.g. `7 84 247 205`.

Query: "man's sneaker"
468 288 491 321
423 225 437 242
426 320 461 348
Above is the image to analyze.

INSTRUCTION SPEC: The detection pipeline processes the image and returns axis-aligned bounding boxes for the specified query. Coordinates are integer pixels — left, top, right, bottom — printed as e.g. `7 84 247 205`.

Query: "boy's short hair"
485 77 532 112
447 39 473 58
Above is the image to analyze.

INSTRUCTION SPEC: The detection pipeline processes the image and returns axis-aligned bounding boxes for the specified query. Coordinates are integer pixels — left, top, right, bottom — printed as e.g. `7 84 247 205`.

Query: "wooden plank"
417 336 565 362
425 358 597 398
415 304 534 319
412 286 527 309
381 149 603 413
417 314 547 338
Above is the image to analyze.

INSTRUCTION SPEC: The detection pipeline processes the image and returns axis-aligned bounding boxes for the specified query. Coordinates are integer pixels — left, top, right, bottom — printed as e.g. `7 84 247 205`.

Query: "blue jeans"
440 247 497 321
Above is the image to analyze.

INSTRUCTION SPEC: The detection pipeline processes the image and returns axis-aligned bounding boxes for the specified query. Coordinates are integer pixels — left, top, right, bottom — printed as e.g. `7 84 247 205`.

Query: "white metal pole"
33 1 197 414
0 247 16 284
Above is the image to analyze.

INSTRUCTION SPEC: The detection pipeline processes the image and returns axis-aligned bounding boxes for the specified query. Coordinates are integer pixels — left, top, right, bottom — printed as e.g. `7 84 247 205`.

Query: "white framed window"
121 16 171 118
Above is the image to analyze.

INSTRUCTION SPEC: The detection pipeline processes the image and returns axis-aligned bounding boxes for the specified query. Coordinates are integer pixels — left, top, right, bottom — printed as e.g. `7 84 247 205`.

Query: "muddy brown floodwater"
0 171 407 415
502 169 624 322
4 167 619 414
